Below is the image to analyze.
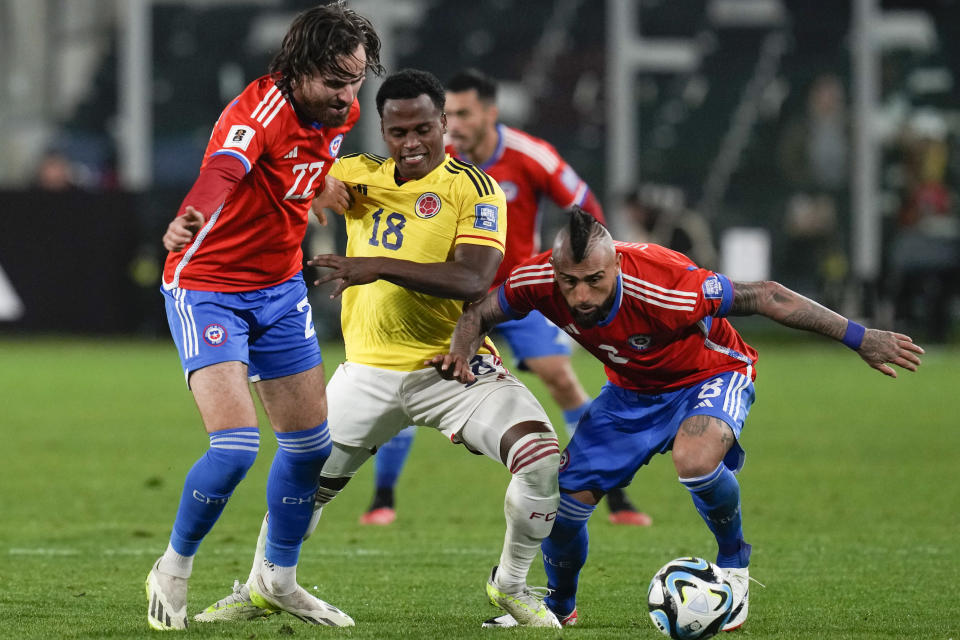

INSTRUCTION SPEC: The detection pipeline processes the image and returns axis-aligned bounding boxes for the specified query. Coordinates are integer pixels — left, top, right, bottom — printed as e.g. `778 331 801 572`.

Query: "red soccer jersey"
163 75 358 292
499 242 758 393
447 124 604 286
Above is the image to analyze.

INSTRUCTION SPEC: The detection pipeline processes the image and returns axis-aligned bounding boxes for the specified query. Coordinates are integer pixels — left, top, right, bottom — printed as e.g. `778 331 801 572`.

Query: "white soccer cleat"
248 573 355 627
722 567 749 631
482 609 577 628
145 560 188 630
484 567 562 629
193 579 277 622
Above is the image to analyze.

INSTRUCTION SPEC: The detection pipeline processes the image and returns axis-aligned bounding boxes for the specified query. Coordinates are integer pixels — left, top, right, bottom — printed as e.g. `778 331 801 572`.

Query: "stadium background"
0 2 958 638
1 0 958 342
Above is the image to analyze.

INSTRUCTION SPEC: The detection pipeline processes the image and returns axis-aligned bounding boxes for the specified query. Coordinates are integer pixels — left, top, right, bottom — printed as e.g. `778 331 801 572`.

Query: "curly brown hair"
269 1 384 95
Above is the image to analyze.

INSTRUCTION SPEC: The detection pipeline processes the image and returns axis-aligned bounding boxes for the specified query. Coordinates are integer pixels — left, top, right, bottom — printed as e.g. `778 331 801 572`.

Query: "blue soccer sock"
168 427 260 558
561 400 592 437
542 493 596 616
265 423 332 567
680 462 750 568
374 426 416 490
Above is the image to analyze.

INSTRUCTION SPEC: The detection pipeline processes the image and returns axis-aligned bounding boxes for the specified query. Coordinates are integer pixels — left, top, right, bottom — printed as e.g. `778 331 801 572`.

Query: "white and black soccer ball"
647 557 734 640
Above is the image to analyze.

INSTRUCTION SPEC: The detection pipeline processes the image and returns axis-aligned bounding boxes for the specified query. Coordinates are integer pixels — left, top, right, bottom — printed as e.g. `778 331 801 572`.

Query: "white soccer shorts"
325 355 552 464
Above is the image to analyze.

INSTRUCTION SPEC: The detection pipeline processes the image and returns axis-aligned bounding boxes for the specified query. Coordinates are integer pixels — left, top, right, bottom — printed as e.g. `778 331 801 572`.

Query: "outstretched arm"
309 244 501 300
426 289 512 382
729 280 924 378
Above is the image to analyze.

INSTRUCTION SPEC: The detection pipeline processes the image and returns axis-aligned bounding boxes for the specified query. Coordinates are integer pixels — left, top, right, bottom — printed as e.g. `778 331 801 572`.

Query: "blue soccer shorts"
558 368 756 494
161 274 323 386
494 310 572 370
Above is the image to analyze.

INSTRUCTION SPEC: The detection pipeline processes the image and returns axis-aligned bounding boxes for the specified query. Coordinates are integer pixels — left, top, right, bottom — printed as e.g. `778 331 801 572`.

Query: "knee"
206 429 260 483
507 431 562 494
671 443 719 479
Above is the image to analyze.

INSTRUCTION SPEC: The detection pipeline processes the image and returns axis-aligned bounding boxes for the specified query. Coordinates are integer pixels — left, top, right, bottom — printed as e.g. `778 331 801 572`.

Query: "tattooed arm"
729 281 924 378
426 289 512 383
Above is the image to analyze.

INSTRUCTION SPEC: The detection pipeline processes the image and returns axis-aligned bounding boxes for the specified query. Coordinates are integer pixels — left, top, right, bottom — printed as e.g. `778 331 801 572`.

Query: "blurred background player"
359 67 650 528
145 3 381 630
198 69 564 629
432 207 923 629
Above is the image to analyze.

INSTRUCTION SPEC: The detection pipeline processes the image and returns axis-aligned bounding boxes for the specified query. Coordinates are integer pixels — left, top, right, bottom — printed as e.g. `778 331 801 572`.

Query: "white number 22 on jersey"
284 162 325 200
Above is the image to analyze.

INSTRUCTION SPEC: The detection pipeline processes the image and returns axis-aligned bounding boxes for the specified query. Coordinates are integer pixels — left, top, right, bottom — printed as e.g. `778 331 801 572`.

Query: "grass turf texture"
0 335 957 639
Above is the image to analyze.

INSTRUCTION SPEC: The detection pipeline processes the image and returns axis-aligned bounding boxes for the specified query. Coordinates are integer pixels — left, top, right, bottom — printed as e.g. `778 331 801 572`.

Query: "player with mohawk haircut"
430 206 923 629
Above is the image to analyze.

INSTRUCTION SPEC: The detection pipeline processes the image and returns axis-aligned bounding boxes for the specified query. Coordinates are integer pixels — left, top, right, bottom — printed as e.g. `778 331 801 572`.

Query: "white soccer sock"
495 432 561 592
260 559 297 596
158 542 193 579
245 513 269 586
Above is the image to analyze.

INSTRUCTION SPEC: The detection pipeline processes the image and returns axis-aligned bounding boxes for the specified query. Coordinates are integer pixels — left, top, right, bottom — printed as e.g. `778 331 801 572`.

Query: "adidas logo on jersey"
694 399 714 409
283 146 299 159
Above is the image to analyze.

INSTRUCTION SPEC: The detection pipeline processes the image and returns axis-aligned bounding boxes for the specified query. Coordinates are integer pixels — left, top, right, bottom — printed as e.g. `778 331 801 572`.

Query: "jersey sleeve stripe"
511 263 554 275
502 128 560 172
621 273 699 298
250 85 279 119
254 89 284 125
362 153 387 164
509 275 555 287
623 288 696 311
472 165 495 195
449 159 494 196
210 149 252 174
622 280 698 306
260 97 286 128
457 165 486 197
456 233 505 249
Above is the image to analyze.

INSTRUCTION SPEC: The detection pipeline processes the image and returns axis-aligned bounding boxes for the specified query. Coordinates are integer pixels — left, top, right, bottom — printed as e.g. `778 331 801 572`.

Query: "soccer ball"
647 557 734 640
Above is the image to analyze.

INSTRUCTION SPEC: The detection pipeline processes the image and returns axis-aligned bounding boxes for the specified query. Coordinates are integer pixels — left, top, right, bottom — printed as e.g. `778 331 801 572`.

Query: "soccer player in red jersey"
145 3 381 630
431 207 923 629
360 68 651 528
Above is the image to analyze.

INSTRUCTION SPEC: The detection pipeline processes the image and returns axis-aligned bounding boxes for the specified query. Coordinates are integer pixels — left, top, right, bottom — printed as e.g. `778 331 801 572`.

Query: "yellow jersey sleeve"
445 158 508 256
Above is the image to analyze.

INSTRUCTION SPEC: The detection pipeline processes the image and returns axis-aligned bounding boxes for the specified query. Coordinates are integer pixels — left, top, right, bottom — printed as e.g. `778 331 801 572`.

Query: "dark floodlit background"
1 0 958 343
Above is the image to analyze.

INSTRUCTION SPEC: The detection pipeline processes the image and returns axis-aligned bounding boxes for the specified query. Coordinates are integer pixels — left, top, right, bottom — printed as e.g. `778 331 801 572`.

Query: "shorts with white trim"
558 367 755 494
325 354 552 464
161 274 322 385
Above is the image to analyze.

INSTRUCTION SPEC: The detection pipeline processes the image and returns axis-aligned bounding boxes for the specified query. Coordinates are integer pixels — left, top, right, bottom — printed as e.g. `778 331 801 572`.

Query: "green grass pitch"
0 334 957 639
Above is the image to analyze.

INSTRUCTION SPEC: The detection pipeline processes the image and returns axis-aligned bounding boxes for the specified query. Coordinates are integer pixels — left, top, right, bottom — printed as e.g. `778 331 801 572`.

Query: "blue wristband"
841 320 865 350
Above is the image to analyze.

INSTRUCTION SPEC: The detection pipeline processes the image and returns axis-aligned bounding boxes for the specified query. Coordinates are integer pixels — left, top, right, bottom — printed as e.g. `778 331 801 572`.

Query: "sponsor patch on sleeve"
222 124 255 151
702 275 723 299
560 165 582 193
474 203 499 231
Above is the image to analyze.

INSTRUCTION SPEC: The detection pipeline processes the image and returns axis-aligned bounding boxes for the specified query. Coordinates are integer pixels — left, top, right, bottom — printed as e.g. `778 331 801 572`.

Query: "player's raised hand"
857 329 924 378
426 354 476 383
308 253 381 297
163 206 205 252
310 175 353 225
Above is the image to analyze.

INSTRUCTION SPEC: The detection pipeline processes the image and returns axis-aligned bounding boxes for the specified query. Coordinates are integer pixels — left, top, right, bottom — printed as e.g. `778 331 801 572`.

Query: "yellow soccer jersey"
329 153 507 371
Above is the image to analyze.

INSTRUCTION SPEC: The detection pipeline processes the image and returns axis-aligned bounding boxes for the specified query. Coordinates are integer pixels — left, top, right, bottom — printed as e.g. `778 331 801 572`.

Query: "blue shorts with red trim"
161 274 322 385
558 368 755 493
493 310 572 369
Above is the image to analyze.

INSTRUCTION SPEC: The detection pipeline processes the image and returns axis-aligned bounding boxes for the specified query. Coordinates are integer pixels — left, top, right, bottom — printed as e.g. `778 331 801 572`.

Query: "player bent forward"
429 207 923 629
195 68 564 628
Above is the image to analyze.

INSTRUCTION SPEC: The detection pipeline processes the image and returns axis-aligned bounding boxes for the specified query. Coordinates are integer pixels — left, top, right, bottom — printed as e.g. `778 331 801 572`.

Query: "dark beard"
571 307 605 328
315 104 349 127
